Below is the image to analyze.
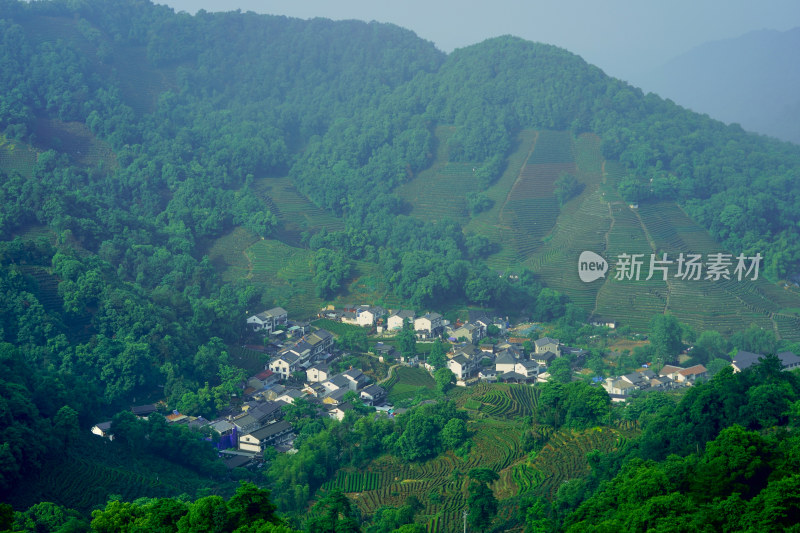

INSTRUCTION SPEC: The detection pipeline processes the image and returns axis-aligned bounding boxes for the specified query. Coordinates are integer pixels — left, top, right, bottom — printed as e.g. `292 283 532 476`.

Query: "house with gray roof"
360 384 387 406
732 350 800 373
387 310 415 330
534 337 561 356
247 307 288 333
448 354 476 380
495 349 519 373
238 420 293 453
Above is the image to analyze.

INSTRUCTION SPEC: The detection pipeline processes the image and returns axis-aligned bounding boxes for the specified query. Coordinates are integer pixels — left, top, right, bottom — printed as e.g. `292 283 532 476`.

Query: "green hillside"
3 0 800 529
404 126 800 337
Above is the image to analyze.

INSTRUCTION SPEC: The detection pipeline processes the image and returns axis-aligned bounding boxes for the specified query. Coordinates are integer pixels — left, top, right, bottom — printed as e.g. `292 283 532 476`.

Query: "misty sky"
160 0 800 83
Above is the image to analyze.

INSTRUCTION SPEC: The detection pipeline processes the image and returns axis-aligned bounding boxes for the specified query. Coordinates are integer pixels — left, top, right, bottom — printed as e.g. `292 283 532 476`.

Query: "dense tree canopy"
2 1 800 529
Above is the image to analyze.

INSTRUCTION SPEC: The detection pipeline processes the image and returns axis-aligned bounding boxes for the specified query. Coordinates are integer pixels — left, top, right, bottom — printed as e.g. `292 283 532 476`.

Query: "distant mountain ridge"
638 27 800 144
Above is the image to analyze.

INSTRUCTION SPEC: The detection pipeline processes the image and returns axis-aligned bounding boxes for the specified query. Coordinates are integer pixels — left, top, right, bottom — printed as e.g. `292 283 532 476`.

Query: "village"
91 304 800 470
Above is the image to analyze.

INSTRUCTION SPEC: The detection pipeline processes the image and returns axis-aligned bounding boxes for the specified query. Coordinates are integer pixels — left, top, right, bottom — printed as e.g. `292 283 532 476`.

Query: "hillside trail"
498 131 538 227
592 163 615 317
633 208 673 310
379 363 401 385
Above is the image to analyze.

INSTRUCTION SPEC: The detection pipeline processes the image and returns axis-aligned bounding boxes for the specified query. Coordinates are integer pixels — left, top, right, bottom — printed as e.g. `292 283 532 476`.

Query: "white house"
415 313 443 338
269 353 300 380
602 378 636 396
356 306 385 327
342 368 368 390
321 375 351 393
247 307 288 333
451 323 483 344
360 384 387 406
387 310 415 330
534 337 561 356
306 364 330 383
448 354 476 380
514 360 539 379
732 350 800 373
532 351 557 368
275 389 304 404
238 421 293 453
327 403 353 422
495 350 519 374
305 329 334 356
91 421 114 440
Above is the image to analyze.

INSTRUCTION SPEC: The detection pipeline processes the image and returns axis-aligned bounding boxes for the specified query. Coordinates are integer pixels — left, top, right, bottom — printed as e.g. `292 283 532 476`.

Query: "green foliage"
2 3 800 527
88 482 293 533
440 418 467 450
312 248 351 300
553 172 583 206
563 425 800 533
466 469 499 530
338 329 369 353
636 354 800 461
465 191 493 215
396 320 416 359
393 400 466 462
427 339 446 369
433 368 455 393
648 314 684 362
547 358 572 384
304 489 361 533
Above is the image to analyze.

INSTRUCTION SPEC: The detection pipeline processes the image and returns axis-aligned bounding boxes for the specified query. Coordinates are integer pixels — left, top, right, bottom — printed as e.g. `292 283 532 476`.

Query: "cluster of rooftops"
91 305 800 466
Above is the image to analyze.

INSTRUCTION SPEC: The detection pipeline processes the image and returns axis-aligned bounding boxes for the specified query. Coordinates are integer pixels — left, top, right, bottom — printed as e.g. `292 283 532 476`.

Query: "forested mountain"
2 0 800 530
638 28 800 145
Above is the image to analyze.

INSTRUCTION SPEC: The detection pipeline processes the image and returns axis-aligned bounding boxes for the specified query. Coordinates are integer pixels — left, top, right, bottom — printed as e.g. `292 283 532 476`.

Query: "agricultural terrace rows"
504 427 626 500
253 177 344 244
592 202 666 330
19 265 62 313
468 130 539 272
228 346 269 375
386 366 436 402
0 138 38 178
523 133 607 309
310 318 366 337
337 419 526 532
332 385 635 532
397 125 485 223
33 118 117 170
332 259 406 311
221 238 319 318
499 131 577 263
206 226 260 273
461 384 540 419
7 438 220 514
638 201 797 336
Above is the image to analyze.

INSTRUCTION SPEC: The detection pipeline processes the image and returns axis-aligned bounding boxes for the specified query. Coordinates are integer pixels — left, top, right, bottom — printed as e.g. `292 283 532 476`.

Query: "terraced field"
334 414 527 532
7 435 230 514
0 137 38 178
501 427 626 500
385 366 436 403
497 132 800 337
396 126 484 223
499 131 576 263
33 118 118 170
253 176 344 246
467 129 539 272
206 183 399 318
325 382 635 532
464 383 540 419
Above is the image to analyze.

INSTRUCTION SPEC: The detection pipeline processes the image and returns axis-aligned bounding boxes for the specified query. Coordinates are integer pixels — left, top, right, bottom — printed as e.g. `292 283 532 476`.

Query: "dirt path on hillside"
498 131 539 225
